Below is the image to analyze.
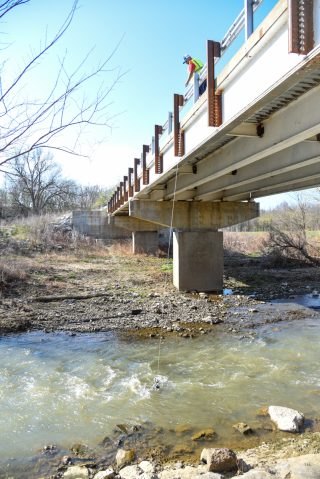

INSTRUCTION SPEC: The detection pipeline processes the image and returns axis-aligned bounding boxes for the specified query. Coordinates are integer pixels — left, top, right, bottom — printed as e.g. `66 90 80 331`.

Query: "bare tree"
5 149 76 214
265 194 320 265
0 0 123 172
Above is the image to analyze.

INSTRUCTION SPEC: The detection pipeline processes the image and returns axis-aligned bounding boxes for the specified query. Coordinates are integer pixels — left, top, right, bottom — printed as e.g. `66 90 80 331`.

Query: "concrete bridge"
107 0 320 292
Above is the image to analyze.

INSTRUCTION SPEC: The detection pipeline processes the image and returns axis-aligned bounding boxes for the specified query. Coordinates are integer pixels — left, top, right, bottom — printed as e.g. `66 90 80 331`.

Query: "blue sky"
2 0 296 208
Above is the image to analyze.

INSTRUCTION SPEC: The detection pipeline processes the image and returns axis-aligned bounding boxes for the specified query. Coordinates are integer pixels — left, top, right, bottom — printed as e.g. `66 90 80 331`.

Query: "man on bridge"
183 54 206 94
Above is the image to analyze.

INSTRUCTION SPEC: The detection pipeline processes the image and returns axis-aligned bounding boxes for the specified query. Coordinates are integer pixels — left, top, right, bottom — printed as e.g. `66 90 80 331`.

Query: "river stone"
118 465 140 479
236 470 274 478
93 469 115 479
116 449 135 468
256 407 269 417
232 422 253 434
139 461 155 473
158 465 223 478
273 453 320 478
63 465 89 478
268 405 304 432
172 444 194 455
192 428 215 441
174 424 192 435
201 448 237 472
119 465 157 479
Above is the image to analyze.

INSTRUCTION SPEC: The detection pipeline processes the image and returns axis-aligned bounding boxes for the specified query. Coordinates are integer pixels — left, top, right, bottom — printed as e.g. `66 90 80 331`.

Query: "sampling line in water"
156 163 179 378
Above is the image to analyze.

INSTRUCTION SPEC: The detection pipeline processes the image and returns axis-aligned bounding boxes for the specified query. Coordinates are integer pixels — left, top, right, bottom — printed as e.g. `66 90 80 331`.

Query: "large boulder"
200 448 238 473
268 405 304 432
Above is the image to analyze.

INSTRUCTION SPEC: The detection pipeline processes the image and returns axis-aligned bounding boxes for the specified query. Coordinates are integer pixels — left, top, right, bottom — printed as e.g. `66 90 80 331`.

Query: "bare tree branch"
0 1 125 171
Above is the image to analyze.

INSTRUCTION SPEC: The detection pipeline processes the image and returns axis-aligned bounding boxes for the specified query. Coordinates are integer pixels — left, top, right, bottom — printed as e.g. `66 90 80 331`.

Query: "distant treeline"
225 196 320 232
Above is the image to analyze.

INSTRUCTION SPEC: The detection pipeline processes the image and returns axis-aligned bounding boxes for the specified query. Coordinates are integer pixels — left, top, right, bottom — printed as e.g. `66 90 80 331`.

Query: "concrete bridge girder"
194 141 320 201
128 200 260 230
108 215 159 232
164 84 320 200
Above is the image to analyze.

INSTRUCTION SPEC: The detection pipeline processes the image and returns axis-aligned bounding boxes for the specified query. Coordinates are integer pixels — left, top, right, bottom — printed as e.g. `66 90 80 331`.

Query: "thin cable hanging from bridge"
153 163 179 390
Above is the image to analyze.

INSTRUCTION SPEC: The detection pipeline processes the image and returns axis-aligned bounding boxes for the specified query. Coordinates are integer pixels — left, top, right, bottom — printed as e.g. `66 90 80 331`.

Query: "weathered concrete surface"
72 210 130 240
132 231 159 255
109 215 160 232
129 200 259 229
173 231 223 292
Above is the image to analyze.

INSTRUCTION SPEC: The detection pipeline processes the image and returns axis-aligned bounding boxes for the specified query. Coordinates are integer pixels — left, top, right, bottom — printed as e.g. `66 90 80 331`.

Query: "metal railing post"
245 0 254 40
193 72 200 103
168 112 173 134
154 124 163 174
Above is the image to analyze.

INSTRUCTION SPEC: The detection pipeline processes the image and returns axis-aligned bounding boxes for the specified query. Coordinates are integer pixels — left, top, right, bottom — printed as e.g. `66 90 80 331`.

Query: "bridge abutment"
173 230 223 292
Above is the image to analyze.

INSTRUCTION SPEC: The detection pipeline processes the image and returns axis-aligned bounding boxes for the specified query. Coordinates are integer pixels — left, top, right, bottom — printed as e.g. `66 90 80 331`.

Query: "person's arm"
185 62 195 87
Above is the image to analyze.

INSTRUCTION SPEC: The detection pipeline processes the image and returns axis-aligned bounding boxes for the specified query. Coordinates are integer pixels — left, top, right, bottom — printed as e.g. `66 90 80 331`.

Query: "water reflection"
273 293 320 310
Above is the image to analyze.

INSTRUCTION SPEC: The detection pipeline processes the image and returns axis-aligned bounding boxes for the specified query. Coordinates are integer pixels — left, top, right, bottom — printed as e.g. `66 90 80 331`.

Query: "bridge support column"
173 230 223 292
132 231 158 256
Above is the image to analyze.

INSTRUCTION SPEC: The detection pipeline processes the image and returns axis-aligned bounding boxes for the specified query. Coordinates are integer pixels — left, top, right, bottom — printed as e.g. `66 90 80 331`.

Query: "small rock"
192 428 216 441
139 461 155 473
273 453 320 478
93 469 115 479
268 405 304 432
43 444 57 453
256 407 269 417
118 465 140 479
232 422 253 434
239 470 273 478
116 449 135 468
171 444 194 455
201 448 238 473
63 465 89 478
199 292 208 299
174 424 192 435
158 465 223 479
202 316 213 323
115 424 128 434
131 309 143 315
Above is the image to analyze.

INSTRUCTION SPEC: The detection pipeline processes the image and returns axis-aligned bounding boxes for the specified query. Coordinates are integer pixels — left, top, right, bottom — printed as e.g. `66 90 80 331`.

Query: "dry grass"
0 258 29 292
1 214 110 256
223 231 267 256
109 240 133 257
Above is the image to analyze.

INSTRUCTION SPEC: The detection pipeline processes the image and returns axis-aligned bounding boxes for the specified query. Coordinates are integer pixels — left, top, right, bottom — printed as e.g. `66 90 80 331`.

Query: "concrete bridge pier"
132 231 159 255
173 230 223 292
108 216 160 255
128 200 260 292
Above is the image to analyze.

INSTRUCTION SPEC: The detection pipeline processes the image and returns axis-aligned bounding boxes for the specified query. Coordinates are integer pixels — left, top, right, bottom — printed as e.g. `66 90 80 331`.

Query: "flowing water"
1 316 320 475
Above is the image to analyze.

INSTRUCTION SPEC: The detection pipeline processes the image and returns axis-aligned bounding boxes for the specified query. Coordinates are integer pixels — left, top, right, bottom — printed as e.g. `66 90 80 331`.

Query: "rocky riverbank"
1 246 320 478
0 248 320 336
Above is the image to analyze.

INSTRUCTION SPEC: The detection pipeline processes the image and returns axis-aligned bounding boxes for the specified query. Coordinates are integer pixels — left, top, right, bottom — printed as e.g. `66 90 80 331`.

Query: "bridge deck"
109 0 320 215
